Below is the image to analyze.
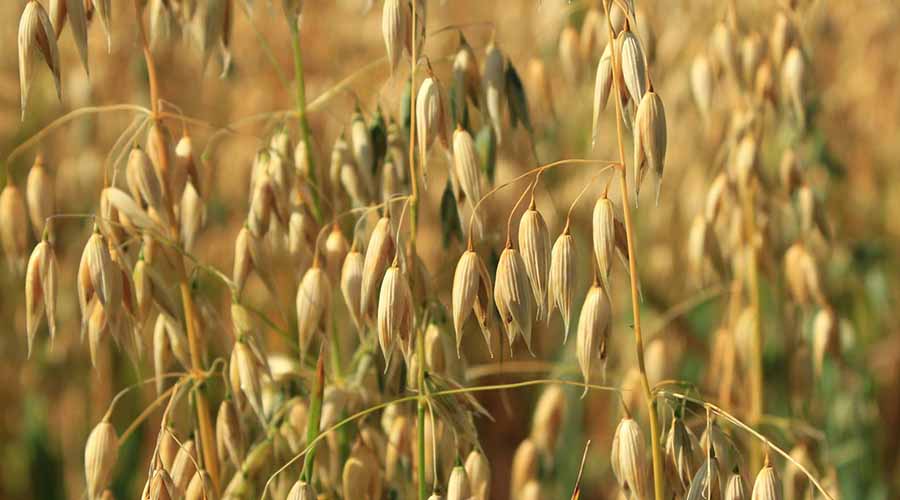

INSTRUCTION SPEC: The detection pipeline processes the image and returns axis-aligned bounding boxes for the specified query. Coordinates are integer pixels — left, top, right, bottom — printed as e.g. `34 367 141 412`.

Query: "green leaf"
440 181 463 248
505 62 532 134
476 124 497 184
369 107 387 175
401 78 412 135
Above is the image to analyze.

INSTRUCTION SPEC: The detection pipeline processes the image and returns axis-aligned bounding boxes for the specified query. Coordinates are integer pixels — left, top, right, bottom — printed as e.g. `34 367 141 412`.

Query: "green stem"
289 27 322 223
417 326 427 500
301 352 325 481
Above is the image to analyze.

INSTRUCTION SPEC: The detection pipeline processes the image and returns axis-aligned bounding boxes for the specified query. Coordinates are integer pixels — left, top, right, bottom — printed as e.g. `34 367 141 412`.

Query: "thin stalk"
407 3 426 500
301 352 325 480
133 0 220 491
743 185 764 472
289 26 323 222
601 1 664 498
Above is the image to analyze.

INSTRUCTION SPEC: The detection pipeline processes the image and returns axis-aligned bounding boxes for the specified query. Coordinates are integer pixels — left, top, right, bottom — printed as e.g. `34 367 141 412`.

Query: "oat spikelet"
453 33 481 106
341 248 365 338
483 42 506 144
781 47 806 128
26 155 55 236
92 0 112 51
725 471 748 500
1 182 28 272
464 450 491 500
234 340 266 425
751 457 783 500
447 465 471 500
170 439 197 495
611 417 650 499
18 1 61 120
452 250 494 357
351 112 376 196
559 24 581 85
530 385 566 456
85 420 118 500
382 0 408 75
377 264 413 364
665 417 701 495
592 43 613 149
494 246 533 355
518 201 551 321
685 449 721 500
592 195 616 295
548 228 575 340
185 470 214 500
510 439 538 497
361 216 395 322
576 280 610 396
296 265 332 359
286 479 316 500
416 75 449 180
25 239 57 357
342 456 372 499
633 88 668 204
616 27 647 105
691 54 713 123
452 126 483 213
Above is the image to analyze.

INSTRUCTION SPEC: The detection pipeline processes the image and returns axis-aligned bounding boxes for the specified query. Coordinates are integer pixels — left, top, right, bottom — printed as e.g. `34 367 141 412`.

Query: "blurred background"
0 0 898 499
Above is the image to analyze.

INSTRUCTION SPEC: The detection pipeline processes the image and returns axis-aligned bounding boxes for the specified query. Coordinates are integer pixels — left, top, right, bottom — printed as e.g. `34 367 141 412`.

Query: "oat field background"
0 1 898 499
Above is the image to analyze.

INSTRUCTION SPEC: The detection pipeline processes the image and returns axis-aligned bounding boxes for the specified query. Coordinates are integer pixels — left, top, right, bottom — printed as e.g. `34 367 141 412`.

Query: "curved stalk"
133 0 221 491
289 25 322 222
600 1 664 498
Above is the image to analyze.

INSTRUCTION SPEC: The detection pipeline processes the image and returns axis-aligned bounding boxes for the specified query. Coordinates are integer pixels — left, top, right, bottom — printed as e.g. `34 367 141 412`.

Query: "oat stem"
133 0 221 491
742 183 764 473
289 24 322 222
600 1 664 498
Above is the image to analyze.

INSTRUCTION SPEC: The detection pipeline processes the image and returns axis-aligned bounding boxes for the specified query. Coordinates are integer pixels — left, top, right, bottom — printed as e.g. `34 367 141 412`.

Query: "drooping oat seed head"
382 0 408 75
751 457 783 500
616 26 647 105
447 465 471 500
341 248 365 338
26 155 55 236
465 450 491 500
18 0 61 120
170 439 197 495
483 41 506 143
685 447 721 500
784 242 825 307
1 182 28 273
216 399 245 469
377 264 413 364
518 201 551 321
494 245 533 355
592 195 616 295
25 239 58 357
296 265 332 360
548 228 575 340
576 280 611 395
85 420 118 500
184 470 214 500
666 416 702 495
611 416 650 499
510 439 538 497
633 87 668 204
286 480 316 500
724 470 748 500
530 384 566 456
416 75 449 179
361 216 395 322
591 43 613 149
781 46 806 128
